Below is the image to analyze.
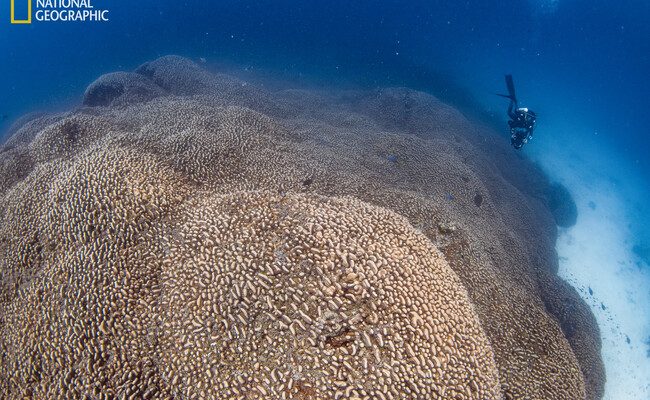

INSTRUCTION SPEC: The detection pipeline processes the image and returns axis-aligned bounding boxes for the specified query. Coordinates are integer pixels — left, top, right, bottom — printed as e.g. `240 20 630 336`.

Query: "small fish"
588 287 593 296
626 335 631 344
445 192 455 201
601 302 606 310
386 154 398 163
199 57 207 63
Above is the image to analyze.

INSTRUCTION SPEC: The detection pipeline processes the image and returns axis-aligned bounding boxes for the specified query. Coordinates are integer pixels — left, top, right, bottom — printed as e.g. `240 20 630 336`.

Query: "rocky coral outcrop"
0 56 604 399
546 182 579 228
83 71 166 107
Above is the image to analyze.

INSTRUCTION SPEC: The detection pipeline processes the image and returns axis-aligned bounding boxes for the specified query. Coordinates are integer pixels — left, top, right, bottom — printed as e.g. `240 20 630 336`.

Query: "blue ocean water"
1 0 649 398
2 1 648 174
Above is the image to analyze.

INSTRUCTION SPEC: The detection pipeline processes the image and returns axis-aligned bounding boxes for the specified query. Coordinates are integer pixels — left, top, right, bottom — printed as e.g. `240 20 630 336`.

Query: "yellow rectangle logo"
11 0 32 24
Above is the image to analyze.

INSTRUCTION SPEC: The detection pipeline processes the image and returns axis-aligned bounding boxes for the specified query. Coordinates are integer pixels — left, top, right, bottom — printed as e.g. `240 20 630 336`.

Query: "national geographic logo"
10 0 30 23
10 0 109 24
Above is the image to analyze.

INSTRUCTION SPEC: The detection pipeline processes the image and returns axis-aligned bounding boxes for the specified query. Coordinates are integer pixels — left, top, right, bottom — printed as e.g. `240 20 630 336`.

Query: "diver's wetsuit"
507 100 536 149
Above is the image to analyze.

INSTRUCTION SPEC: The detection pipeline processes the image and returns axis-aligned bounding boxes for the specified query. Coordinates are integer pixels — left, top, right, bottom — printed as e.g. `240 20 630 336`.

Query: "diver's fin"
505 74 517 103
496 93 515 100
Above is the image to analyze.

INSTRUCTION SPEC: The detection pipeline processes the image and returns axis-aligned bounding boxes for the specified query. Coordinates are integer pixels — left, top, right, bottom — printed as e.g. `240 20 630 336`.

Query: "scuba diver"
498 75 537 149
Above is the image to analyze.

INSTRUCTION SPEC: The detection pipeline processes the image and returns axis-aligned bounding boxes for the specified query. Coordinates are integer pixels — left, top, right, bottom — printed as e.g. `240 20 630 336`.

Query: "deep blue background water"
1 0 648 245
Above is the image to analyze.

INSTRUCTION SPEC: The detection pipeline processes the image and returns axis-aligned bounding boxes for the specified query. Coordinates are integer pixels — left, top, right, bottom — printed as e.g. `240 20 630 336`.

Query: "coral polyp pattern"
0 56 604 399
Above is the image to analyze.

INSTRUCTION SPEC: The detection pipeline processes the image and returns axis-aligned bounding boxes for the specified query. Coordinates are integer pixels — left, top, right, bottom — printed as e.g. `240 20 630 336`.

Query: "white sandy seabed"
530 134 650 400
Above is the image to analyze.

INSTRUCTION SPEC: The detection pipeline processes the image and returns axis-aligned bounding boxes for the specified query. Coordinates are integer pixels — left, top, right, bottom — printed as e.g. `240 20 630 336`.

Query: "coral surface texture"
0 56 604 400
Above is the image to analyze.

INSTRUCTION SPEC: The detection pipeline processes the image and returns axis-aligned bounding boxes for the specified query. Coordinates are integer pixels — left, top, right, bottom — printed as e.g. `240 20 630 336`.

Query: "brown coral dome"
0 55 604 400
